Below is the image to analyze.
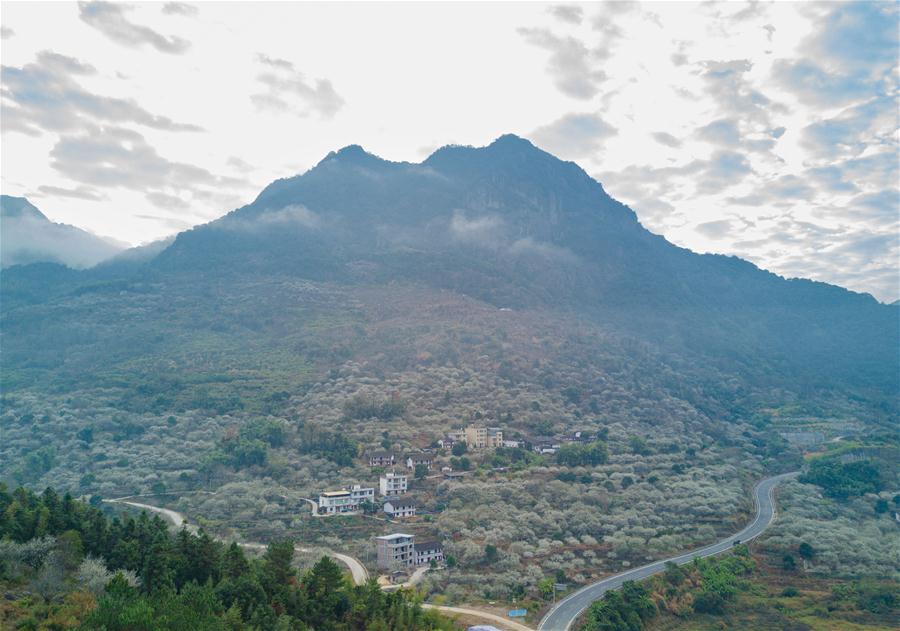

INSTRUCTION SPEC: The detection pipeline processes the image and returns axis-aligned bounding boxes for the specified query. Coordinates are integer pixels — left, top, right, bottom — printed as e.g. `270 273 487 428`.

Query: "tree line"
0 485 454 630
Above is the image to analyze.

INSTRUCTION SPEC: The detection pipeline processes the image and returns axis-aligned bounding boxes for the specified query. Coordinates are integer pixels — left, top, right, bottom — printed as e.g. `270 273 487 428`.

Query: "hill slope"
1 135 897 416
0 195 125 269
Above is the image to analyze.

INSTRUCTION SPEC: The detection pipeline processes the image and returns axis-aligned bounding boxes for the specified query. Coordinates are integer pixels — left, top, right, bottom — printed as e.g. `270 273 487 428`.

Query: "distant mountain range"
2 135 897 419
0 195 125 269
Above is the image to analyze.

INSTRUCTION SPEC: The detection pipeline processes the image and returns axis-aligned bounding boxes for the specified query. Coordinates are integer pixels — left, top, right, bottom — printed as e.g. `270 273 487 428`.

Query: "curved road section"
538 471 798 631
103 498 369 584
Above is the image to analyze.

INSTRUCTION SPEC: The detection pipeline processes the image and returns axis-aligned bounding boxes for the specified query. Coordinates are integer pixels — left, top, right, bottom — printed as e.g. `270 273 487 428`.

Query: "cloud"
771 59 872 106
78 1 190 54
800 95 897 160
696 150 753 195
548 5 582 25
48 125 248 216
161 2 197 17
0 26 14 39
772 3 897 107
218 204 320 233
695 118 740 145
508 236 577 262
518 28 606 99
847 189 900 225
699 59 783 126
449 211 504 247
695 219 733 239
250 54 344 118
530 112 617 158
146 191 190 210
1 50 203 136
226 156 256 171
35 184 108 201
652 132 682 148
805 2 898 76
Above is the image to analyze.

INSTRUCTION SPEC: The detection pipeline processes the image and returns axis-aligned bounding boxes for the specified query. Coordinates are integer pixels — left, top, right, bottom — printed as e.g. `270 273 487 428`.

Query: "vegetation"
579 544 899 631
799 457 883 499
556 441 609 467
0 485 454 630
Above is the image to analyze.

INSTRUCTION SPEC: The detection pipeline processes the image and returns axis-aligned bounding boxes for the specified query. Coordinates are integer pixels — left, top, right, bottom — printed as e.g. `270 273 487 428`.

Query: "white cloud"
530 113 617 158
78 1 190 54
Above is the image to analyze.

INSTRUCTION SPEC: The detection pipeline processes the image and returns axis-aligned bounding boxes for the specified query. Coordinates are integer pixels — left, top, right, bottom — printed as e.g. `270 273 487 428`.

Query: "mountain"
1 135 897 422
152 134 896 392
0 195 125 269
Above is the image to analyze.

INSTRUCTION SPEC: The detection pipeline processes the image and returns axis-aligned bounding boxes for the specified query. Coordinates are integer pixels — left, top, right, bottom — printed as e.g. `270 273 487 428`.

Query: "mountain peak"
488 133 536 150
1 195 48 221
316 144 391 169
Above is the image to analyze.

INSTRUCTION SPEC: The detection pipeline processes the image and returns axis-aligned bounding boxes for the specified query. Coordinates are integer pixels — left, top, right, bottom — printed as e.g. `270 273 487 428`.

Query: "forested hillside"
1 136 897 610
0 486 454 630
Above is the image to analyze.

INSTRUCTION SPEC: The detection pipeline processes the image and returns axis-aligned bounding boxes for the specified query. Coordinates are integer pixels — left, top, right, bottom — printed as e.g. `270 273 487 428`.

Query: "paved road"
422 605 534 631
104 497 369 584
538 471 799 631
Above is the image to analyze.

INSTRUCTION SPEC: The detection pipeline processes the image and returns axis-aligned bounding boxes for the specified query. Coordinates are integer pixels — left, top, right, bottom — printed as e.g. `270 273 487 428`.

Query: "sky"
1 1 898 302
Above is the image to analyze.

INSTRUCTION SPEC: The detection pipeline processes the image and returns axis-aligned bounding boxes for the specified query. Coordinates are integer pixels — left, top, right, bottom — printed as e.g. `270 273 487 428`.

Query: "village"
312 421 596 581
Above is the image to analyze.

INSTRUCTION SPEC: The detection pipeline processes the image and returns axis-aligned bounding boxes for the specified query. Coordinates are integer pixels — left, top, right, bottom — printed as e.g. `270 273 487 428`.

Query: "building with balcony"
375 533 415 570
414 540 444 566
379 472 408 496
317 484 374 515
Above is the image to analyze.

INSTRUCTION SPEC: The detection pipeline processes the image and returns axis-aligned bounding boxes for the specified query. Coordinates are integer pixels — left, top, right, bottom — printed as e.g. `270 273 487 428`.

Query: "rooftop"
375 533 414 541
416 540 442 551
385 497 416 508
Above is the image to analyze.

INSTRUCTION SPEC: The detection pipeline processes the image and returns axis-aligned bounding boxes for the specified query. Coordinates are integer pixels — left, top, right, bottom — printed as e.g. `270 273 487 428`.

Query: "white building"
379 472 408 496
317 484 374 515
414 540 444 566
383 497 416 519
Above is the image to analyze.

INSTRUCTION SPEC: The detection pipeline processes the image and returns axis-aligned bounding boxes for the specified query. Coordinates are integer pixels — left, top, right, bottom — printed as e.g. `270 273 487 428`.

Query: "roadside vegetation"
0 485 455 630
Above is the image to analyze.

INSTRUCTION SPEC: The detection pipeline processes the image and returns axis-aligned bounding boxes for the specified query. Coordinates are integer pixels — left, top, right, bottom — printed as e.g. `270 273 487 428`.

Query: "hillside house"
375 533 444 570
383 497 417 519
405 454 434 470
529 436 561 454
463 425 504 449
375 533 415 570
414 540 444 565
379 472 408 496
367 451 396 467
561 431 591 443
317 484 375 515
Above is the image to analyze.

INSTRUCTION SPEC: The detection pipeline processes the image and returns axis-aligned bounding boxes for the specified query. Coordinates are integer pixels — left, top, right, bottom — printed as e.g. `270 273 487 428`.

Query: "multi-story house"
367 451 396 467
379 472 408 496
375 534 444 570
405 454 434 470
383 497 416 519
414 540 444 566
375 533 415 570
463 425 504 449
317 484 374 515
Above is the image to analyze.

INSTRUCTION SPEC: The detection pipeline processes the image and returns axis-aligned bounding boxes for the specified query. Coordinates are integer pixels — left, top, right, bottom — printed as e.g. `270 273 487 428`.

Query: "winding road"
102 497 369 584
538 471 799 631
105 471 796 631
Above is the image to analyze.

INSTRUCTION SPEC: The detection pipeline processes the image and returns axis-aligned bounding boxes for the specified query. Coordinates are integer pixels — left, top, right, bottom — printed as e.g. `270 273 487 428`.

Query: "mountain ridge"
0 195 126 269
2 134 896 413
